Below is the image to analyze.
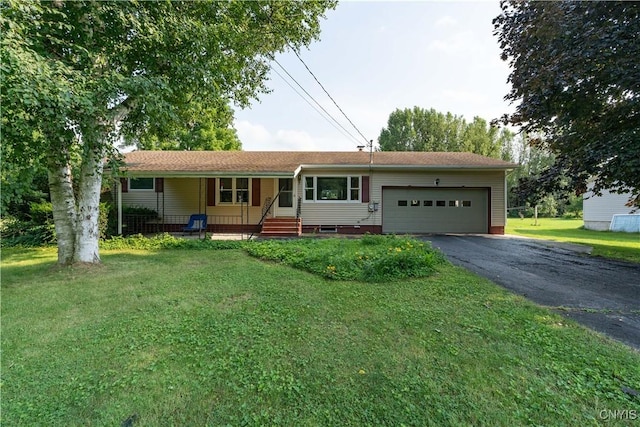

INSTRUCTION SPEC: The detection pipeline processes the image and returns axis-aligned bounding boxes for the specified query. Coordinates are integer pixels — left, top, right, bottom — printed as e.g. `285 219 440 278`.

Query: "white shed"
583 189 636 231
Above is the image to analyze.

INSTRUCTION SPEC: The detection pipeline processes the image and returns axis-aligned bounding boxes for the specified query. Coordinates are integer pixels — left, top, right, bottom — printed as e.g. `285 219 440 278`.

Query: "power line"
286 47 370 145
259 11 371 147
272 59 362 144
271 64 357 142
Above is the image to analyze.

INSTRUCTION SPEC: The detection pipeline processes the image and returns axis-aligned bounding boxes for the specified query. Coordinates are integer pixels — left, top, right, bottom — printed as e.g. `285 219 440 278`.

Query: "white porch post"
117 179 123 235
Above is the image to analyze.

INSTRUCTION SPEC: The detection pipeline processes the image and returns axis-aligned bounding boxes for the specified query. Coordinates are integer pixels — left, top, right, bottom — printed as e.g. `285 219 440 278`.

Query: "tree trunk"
73 147 104 264
48 161 77 265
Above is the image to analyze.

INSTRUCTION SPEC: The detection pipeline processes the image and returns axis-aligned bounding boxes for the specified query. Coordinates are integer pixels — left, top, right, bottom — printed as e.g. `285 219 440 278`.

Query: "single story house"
583 189 638 231
116 150 515 236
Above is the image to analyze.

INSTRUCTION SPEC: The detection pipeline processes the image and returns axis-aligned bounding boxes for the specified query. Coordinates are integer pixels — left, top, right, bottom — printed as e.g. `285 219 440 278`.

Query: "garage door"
382 188 488 234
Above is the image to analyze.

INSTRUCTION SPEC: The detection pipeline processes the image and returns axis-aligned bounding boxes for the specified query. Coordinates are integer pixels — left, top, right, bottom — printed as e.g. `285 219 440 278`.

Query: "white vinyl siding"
583 189 635 230
299 169 506 228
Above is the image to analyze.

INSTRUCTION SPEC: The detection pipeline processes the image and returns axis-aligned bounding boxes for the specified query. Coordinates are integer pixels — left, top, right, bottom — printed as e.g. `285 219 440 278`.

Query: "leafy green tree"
378 107 513 159
131 100 242 151
494 1 640 206
2 0 336 265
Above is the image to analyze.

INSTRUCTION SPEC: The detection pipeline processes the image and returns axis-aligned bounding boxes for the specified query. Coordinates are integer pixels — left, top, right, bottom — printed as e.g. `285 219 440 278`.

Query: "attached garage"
382 187 489 234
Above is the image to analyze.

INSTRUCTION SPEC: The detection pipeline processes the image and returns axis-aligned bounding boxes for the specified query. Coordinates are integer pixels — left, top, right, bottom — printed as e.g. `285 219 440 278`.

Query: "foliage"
1 0 337 264
494 1 640 207
2 247 639 425
0 202 56 247
0 144 49 217
129 100 242 151
1 201 112 247
100 233 244 251
245 235 447 282
378 106 515 160
506 218 640 263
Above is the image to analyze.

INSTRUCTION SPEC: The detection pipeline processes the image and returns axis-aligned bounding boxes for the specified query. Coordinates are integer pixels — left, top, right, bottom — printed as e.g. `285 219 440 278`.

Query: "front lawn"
2 243 639 426
506 218 640 263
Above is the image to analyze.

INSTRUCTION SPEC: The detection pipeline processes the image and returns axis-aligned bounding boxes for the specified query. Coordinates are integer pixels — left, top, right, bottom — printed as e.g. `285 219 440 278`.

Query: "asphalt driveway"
422 235 640 350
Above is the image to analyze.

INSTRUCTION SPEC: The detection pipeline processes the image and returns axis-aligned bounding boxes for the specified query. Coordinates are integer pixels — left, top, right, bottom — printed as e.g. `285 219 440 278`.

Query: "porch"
117 176 301 237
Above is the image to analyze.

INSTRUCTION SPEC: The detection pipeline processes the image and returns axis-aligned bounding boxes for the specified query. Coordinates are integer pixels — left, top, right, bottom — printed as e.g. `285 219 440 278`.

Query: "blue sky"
234 1 514 151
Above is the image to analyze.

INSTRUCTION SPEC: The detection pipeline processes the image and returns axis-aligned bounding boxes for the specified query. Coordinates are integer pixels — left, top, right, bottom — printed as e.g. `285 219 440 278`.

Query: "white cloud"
235 120 353 151
427 30 476 54
434 15 457 27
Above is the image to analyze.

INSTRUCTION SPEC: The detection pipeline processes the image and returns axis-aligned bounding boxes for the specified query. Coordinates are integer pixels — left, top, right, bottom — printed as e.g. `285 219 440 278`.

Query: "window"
423 200 433 207
411 200 420 207
436 200 446 207
462 200 472 207
449 200 459 207
236 178 249 203
219 177 250 204
279 178 293 208
398 200 408 206
220 178 233 203
350 177 360 201
305 177 314 201
304 176 361 202
129 178 154 191
318 177 347 200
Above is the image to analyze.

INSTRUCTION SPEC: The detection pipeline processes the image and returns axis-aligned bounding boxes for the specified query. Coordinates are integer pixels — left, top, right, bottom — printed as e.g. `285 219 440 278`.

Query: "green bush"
2 202 116 247
0 203 56 247
100 233 244 250
245 235 447 282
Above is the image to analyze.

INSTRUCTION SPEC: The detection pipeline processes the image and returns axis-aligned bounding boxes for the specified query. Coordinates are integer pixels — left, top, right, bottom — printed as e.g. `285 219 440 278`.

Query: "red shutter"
207 178 216 206
120 178 128 193
155 178 164 193
362 176 370 203
252 178 261 206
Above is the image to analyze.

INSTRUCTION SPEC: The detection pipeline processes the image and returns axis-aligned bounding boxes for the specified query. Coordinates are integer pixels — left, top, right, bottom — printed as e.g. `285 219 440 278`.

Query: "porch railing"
248 186 284 239
121 214 243 236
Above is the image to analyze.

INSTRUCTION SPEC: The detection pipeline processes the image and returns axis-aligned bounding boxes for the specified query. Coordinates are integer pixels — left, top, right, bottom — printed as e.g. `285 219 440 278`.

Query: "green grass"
506 218 640 263
2 245 639 426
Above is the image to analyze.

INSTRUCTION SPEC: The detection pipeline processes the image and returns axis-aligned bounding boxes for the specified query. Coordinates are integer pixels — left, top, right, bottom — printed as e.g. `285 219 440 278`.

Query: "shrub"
0 203 56 247
100 233 244 251
245 235 447 283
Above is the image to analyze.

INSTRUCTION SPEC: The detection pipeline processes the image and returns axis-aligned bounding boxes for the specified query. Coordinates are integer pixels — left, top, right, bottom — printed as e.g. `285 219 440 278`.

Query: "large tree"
2 0 336 265
378 107 514 160
131 99 243 151
494 1 640 206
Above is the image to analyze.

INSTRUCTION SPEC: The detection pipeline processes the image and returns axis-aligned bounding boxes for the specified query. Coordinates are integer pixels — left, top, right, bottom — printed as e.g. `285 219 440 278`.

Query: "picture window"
304 176 361 202
423 200 433 207
436 200 446 207
462 200 472 207
398 200 408 207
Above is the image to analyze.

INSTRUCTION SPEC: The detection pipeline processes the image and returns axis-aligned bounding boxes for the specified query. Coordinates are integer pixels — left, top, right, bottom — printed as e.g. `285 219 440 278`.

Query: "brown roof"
121 150 515 176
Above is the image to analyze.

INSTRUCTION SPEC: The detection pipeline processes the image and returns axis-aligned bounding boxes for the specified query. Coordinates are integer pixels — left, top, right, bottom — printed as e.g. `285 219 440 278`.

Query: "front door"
275 178 295 217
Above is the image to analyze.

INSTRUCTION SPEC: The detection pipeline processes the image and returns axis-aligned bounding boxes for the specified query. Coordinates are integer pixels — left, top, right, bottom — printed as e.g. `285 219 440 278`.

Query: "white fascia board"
118 171 295 178
297 164 513 172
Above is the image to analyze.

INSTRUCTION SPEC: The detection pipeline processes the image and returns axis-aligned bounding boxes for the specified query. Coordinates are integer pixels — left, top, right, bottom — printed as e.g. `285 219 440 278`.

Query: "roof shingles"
122 151 515 175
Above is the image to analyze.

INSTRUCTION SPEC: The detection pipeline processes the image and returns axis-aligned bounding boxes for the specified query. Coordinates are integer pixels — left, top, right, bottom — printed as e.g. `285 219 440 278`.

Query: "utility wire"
286 46 371 145
270 64 362 144
272 59 362 144
260 11 373 148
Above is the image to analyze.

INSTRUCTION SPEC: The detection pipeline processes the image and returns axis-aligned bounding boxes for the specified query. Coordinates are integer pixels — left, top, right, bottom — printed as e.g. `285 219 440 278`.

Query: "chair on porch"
182 214 208 235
